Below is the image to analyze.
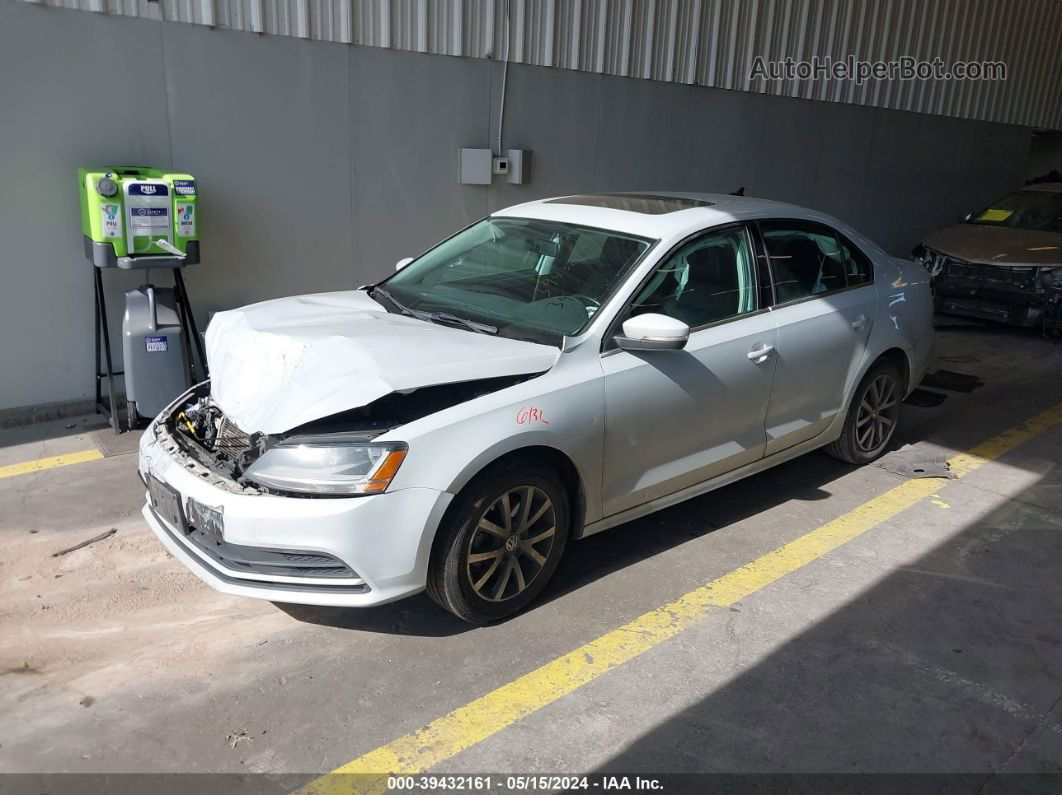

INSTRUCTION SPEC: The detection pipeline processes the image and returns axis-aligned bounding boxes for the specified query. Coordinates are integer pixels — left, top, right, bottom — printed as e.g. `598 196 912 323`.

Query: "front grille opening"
152 511 370 594
184 524 359 580
944 260 1039 289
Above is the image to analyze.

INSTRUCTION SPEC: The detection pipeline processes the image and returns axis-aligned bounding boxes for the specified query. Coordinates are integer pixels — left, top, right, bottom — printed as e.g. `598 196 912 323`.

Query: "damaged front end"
921 257 1062 329
918 252 1062 330
164 384 268 484
161 374 536 496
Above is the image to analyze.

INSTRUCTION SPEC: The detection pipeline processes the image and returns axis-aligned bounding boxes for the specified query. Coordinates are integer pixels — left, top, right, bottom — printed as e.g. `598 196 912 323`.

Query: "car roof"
1017 182 1062 194
492 191 844 239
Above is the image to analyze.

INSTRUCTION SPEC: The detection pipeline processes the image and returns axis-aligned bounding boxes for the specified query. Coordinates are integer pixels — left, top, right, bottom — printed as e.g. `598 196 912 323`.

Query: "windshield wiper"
423 312 498 335
371 287 496 334
370 286 410 315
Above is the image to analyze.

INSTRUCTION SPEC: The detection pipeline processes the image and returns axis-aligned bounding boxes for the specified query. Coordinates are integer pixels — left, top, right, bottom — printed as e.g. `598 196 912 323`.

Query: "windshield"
376 217 653 345
967 189 1062 233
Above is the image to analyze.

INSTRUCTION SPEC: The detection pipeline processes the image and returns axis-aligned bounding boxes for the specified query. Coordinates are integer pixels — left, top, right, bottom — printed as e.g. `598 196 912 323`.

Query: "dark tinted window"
629 226 757 328
760 221 851 302
838 234 874 286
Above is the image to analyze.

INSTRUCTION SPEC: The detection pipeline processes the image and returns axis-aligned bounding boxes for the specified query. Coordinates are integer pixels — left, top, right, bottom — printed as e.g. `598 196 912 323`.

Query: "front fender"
382 356 607 524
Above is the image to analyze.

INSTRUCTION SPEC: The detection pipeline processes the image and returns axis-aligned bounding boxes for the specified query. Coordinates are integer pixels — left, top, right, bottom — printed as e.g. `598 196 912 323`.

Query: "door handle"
747 344 774 361
851 314 868 330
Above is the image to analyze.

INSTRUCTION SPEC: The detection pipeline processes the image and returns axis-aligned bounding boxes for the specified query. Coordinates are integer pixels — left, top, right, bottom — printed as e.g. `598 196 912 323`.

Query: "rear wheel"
825 361 903 464
427 461 569 624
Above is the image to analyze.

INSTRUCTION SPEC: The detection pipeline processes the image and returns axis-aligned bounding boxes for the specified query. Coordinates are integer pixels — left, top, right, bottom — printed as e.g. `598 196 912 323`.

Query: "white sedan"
139 192 934 623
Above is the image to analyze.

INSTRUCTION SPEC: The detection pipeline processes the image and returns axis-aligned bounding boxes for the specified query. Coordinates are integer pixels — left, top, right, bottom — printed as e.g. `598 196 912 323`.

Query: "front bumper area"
932 262 1046 328
140 423 453 607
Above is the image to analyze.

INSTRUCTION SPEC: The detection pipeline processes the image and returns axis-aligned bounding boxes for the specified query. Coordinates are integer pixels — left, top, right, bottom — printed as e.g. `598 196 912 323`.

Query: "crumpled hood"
205 290 560 434
923 224 1062 267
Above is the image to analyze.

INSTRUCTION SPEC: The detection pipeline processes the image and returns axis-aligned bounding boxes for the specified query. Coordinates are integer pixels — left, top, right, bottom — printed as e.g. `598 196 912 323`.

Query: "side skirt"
578 426 843 540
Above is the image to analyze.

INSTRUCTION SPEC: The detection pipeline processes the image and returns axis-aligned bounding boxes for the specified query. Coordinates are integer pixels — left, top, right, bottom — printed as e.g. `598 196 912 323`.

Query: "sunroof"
546 194 713 214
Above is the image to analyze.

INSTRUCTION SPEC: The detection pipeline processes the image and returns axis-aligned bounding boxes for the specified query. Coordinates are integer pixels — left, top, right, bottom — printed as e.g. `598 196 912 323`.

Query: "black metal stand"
173 268 208 384
94 267 122 434
94 267 208 434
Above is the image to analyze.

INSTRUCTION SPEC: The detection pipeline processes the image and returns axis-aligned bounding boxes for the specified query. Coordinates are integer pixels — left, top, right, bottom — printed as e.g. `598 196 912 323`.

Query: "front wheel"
426 461 569 624
825 361 903 465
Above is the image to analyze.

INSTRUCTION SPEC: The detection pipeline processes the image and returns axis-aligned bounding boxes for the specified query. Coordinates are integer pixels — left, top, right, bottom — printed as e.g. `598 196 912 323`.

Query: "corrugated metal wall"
20 0 1062 130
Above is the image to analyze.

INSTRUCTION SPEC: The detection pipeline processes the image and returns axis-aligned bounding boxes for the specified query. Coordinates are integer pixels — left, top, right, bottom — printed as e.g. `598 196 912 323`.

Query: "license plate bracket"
148 476 186 532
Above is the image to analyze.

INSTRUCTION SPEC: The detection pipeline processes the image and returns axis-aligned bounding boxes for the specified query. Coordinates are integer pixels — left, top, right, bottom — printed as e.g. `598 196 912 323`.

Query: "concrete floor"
1 323 1061 783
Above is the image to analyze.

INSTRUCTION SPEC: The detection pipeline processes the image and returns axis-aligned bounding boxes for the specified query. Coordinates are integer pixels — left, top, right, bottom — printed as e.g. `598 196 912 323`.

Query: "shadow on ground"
275 449 853 637
592 469 1062 776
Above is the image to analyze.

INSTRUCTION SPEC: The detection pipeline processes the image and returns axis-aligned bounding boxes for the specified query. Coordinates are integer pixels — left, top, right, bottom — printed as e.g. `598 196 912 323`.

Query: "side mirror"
395 257 414 271
614 313 690 351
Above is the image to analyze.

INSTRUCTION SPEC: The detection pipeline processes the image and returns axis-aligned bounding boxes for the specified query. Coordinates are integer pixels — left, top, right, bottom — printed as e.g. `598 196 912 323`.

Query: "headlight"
244 435 407 496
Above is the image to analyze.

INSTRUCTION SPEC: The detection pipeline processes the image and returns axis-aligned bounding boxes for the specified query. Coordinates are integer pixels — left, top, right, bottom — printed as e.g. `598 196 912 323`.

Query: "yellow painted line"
0 449 104 480
948 403 1062 477
301 401 1062 793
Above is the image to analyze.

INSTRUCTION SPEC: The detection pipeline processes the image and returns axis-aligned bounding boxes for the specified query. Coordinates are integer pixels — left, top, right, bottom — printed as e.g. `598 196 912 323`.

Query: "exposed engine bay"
167 388 267 483
163 374 537 490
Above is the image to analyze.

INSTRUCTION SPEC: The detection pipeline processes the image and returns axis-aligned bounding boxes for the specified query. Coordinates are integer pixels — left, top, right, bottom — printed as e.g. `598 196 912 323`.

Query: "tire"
824 360 903 465
126 402 140 432
426 459 570 624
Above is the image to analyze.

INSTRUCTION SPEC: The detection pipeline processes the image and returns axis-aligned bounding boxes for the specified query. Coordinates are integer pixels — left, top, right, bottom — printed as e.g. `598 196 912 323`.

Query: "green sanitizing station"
79 167 208 433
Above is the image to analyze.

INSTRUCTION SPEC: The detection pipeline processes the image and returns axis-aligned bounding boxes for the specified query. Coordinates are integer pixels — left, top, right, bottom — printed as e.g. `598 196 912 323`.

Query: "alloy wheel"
466 486 557 602
855 373 899 454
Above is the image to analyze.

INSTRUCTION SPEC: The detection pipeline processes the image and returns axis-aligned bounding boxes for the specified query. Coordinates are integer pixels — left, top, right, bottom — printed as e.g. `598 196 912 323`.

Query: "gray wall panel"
0 2 172 410
162 22 354 316
593 75 691 193
350 46 491 280
1026 132 1062 180
684 87 771 200
743 93 829 206
858 110 1029 254
858 110 960 255
807 101 877 232
486 60 600 213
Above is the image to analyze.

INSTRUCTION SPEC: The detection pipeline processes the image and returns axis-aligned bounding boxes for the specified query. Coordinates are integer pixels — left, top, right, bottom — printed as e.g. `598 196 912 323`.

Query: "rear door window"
759 221 869 303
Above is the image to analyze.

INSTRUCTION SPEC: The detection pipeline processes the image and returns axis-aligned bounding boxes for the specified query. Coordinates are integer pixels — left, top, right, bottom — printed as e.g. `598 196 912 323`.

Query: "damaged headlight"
244 435 407 496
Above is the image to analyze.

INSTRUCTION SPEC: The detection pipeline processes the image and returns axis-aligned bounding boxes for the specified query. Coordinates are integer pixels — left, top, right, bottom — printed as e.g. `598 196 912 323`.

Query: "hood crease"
205 290 559 433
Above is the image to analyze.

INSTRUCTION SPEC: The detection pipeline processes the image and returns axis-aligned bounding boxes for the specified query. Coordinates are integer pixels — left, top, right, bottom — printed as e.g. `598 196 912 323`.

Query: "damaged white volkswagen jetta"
139 193 934 623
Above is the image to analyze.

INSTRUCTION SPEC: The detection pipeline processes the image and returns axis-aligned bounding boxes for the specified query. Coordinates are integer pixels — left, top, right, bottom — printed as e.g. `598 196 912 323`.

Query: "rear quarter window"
837 234 874 286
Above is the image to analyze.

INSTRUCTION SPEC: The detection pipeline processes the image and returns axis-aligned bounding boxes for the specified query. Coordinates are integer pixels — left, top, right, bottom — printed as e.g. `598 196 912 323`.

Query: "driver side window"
630 226 757 329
